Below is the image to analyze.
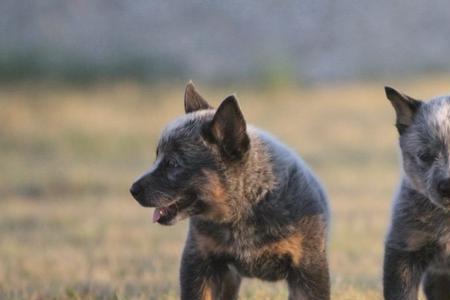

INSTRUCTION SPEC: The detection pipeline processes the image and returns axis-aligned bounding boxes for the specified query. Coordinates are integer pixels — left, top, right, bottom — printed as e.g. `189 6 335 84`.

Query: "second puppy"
384 87 450 300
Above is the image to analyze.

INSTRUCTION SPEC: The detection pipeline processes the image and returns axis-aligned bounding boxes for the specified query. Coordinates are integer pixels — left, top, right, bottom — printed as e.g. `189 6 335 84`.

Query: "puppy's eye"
167 159 180 169
166 158 182 182
417 152 436 164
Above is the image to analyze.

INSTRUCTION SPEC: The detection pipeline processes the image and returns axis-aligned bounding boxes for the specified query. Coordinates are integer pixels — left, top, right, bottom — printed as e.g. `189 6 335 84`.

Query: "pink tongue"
152 208 161 223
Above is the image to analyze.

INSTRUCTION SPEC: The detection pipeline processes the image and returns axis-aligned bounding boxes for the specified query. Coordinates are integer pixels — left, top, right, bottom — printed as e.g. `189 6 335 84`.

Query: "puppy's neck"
223 133 276 221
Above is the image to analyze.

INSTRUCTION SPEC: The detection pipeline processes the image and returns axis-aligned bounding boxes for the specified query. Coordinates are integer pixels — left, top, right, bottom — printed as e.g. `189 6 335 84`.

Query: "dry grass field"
2 76 448 299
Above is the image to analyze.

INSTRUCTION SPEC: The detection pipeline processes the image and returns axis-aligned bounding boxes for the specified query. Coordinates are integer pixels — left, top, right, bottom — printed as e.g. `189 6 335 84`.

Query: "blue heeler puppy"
384 87 450 300
130 82 330 300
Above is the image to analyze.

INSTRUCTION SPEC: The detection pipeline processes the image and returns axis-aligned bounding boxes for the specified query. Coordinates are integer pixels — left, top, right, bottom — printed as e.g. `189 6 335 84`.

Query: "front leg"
383 245 430 300
180 242 241 300
422 270 450 300
287 255 330 300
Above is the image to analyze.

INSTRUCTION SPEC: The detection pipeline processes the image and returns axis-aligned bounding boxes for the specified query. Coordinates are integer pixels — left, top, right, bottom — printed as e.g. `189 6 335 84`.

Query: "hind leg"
287 255 330 300
423 270 450 300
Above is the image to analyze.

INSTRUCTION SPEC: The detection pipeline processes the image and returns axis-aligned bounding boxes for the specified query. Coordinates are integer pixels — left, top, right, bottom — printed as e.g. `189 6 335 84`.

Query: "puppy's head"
386 86 450 209
130 82 250 225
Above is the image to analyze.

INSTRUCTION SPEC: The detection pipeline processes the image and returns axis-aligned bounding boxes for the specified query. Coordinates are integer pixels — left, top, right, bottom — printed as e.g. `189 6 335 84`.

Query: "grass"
1 76 448 299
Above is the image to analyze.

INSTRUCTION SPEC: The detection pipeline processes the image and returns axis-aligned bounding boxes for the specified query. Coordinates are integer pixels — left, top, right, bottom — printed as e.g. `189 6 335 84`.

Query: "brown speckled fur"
130 82 330 300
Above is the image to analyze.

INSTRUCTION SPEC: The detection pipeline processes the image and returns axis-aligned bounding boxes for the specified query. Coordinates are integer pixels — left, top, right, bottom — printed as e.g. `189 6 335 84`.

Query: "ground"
2 76 446 299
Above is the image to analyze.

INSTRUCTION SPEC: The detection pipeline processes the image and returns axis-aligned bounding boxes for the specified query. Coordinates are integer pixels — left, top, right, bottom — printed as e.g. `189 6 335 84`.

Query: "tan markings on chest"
439 233 450 255
200 280 213 300
195 230 304 267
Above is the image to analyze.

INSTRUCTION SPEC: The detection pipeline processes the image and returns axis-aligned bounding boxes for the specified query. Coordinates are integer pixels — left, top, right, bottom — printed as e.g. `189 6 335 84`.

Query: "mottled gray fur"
384 86 450 300
130 82 330 300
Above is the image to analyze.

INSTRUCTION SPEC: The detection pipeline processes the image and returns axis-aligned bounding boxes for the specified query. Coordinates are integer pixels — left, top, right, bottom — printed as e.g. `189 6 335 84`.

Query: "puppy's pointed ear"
184 81 212 113
205 95 250 160
385 86 422 134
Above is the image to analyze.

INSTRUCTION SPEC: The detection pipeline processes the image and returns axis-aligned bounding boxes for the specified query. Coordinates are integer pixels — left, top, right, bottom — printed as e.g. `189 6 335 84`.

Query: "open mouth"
152 196 196 225
153 204 179 225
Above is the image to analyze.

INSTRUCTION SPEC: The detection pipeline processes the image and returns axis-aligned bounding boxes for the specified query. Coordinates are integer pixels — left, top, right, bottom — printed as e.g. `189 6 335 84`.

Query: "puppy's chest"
417 221 450 271
194 226 303 279
437 227 450 257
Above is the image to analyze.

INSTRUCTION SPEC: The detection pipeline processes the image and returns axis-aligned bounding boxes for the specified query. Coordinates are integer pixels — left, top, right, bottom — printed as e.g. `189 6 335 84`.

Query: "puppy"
384 87 450 300
130 82 330 300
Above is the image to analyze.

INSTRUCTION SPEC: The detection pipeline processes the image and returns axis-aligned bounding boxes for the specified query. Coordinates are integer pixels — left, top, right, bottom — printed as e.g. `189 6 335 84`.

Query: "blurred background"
1 1 449 299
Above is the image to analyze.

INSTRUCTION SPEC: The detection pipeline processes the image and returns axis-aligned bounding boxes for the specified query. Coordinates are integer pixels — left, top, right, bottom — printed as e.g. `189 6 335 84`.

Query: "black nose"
129 182 142 198
437 179 450 197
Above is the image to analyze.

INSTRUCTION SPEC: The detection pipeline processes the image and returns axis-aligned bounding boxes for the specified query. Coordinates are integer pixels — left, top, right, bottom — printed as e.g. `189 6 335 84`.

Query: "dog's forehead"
158 110 214 148
410 97 450 148
423 97 450 137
